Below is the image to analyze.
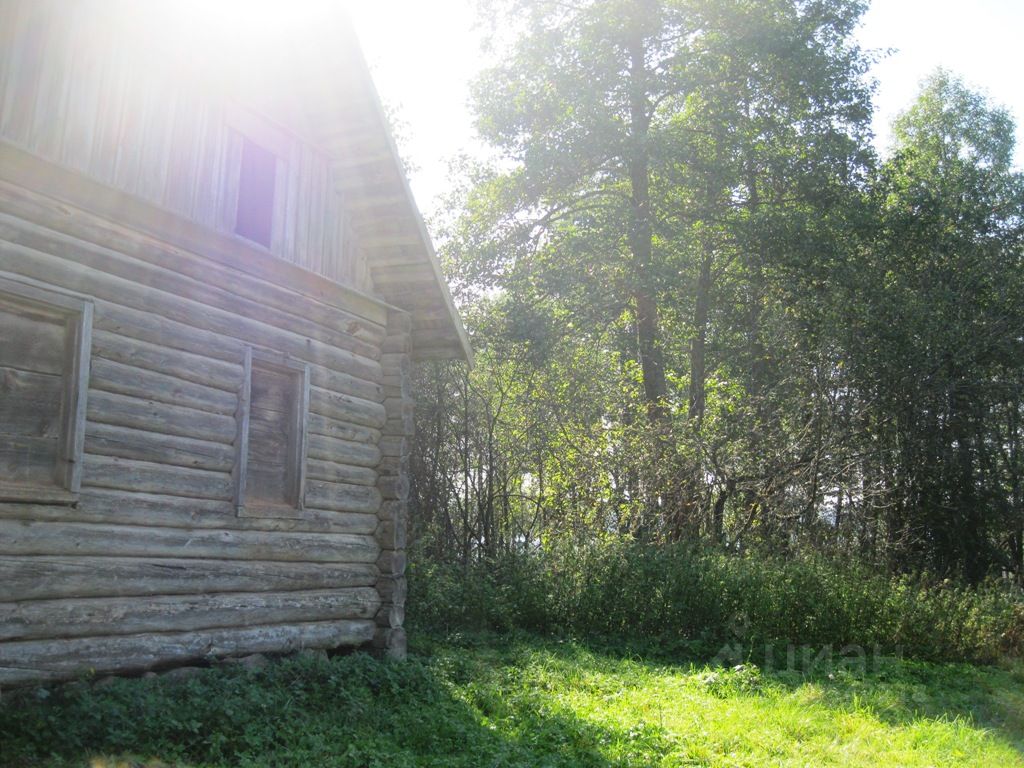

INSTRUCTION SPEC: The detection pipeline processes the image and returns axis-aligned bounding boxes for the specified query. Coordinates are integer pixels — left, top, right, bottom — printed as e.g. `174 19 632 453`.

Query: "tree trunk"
626 19 690 539
626 35 668 427
689 252 712 421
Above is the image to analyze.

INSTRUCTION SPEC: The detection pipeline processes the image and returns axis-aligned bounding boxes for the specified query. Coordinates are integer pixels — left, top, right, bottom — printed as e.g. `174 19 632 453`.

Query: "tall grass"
408 541 1024 663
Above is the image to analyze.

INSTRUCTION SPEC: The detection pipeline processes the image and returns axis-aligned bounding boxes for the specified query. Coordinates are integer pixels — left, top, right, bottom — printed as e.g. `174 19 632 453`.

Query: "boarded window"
235 349 309 518
0 277 92 504
234 137 277 248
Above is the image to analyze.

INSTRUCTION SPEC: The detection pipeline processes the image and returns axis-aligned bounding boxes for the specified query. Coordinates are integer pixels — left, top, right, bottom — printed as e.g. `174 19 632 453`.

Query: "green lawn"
2 633 1022 767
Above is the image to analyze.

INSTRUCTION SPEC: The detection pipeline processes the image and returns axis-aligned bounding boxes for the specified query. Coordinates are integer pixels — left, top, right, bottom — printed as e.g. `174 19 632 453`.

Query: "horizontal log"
310 386 387 429
0 519 379 564
0 620 377 684
86 389 237 445
90 356 237 416
307 413 381 447
307 459 377 488
85 423 236 473
91 329 243 392
307 432 381 468
82 454 234 500
95 301 245 365
0 556 378 602
382 383 407 401
0 588 381 641
305 480 382 516
0 491 381 536
308 363 383 405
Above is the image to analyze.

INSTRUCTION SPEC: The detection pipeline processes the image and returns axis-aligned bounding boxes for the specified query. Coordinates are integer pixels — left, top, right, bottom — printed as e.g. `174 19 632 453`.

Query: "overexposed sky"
348 0 1024 214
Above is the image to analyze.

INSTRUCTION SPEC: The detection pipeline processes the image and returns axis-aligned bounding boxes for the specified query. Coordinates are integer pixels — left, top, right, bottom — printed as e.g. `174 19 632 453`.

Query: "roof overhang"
295 14 473 364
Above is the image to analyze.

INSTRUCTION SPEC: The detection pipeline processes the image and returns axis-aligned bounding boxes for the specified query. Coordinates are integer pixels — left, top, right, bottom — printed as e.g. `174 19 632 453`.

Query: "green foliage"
424 1 1024 582
409 543 1024 664
4 637 1023 767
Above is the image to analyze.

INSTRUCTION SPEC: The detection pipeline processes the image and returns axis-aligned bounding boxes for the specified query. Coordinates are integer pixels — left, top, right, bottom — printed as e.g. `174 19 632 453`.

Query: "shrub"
407 541 1024 664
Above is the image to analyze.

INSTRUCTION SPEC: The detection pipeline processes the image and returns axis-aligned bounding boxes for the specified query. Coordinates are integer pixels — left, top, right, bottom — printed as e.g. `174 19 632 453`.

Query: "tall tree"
455 0 874 536
854 71 1024 579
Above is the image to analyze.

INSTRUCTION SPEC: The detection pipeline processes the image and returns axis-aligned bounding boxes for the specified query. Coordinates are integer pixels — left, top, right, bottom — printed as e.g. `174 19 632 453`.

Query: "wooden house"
0 0 470 684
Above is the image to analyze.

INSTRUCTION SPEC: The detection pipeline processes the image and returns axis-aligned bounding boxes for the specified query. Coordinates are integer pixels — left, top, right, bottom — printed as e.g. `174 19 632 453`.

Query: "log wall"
0 150 406 684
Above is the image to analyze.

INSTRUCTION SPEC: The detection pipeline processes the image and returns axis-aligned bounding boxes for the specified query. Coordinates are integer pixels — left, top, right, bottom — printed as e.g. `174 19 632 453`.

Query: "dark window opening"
234 137 277 248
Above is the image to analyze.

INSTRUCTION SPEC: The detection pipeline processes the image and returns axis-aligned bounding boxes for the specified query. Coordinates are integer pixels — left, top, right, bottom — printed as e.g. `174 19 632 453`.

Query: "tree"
851 71 1024 579
416 13 1024 583
448 0 874 537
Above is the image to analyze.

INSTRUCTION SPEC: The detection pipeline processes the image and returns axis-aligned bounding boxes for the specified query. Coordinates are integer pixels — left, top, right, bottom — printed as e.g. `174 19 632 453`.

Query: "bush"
407 541 1024 664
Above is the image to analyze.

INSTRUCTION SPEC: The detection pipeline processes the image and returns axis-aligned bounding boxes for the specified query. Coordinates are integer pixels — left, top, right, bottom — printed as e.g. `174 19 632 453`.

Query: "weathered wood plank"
307 432 382 469
0 300 65 375
92 329 243 392
0 620 378 684
307 412 381 447
0 588 381 641
86 389 237 445
84 422 236 473
304 480 382 516
0 436 58 487
90 356 238 416
81 454 234 500
306 459 377 488
0 367 63 438
0 518 379 563
310 386 387 429
0 490 380 535
0 555 378 602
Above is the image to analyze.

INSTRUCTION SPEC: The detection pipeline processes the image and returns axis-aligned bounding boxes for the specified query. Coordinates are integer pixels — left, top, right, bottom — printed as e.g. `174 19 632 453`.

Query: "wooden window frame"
225 106 292 253
233 346 310 519
233 137 277 249
0 275 92 505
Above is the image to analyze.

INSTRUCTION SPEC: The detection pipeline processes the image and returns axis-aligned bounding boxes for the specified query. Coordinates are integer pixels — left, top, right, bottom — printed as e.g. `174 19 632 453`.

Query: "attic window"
234 137 277 248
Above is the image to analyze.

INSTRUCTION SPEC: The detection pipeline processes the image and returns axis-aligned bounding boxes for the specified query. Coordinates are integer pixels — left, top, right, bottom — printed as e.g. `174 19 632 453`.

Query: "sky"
347 0 1024 215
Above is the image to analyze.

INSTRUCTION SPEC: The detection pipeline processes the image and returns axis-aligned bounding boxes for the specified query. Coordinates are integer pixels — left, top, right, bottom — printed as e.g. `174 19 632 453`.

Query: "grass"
1 632 1023 767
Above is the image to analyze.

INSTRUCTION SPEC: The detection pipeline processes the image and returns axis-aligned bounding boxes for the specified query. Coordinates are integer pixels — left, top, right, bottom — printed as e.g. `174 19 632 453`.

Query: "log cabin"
0 0 470 684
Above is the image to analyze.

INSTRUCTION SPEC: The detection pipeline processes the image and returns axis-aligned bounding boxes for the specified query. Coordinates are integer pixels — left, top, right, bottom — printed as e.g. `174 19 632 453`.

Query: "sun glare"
107 0 343 67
